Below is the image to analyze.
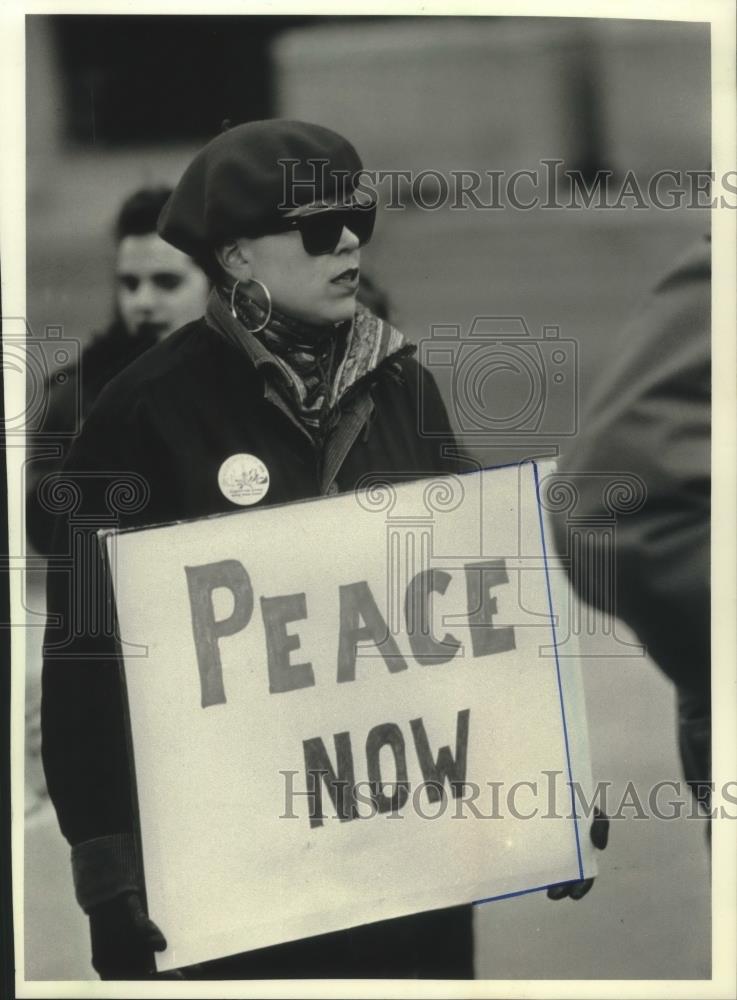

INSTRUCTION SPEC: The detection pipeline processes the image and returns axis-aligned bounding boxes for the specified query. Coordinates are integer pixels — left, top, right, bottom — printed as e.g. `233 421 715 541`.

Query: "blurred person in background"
552 236 710 812
41 119 606 982
25 186 211 556
114 186 212 343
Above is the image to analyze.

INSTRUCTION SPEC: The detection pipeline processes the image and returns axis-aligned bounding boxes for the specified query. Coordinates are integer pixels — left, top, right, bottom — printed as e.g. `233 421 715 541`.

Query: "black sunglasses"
265 199 377 256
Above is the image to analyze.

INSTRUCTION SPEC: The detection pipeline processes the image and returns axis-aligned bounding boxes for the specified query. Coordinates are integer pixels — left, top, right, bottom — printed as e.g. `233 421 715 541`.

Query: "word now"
301 710 471 828
185 559 515 709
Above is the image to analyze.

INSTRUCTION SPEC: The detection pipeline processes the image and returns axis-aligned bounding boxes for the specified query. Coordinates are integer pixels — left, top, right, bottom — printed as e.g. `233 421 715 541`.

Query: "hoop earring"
229 278 272 333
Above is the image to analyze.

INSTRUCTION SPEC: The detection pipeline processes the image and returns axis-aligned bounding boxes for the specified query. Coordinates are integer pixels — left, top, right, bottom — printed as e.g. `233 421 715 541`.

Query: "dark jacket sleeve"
41 392 155 909
552 237 710 696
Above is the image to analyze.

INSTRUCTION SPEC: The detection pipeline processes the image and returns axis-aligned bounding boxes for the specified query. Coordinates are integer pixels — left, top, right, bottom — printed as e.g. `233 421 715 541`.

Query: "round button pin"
218 454 270 506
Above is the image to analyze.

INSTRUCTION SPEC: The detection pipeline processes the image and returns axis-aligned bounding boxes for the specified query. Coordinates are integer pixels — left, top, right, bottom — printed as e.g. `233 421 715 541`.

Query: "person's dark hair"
114 186 174 244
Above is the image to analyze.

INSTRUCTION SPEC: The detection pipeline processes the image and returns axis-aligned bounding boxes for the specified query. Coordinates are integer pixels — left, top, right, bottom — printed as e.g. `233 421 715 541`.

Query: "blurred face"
229 206 363 327
116 234 209 339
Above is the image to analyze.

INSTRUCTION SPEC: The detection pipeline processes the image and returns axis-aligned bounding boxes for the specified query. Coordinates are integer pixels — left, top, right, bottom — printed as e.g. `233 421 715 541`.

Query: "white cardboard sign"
105 461 596 972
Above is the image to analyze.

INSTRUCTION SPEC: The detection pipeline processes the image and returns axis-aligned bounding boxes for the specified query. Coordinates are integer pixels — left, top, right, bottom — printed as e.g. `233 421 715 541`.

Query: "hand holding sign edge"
546 807 609 902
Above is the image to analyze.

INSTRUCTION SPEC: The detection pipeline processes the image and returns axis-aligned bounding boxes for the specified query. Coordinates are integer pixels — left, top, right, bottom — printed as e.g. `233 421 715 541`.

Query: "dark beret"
158 119 363 259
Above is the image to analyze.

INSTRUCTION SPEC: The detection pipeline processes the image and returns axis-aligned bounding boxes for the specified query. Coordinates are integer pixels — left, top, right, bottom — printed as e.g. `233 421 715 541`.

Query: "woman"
41 120 472 981
42 120 602 981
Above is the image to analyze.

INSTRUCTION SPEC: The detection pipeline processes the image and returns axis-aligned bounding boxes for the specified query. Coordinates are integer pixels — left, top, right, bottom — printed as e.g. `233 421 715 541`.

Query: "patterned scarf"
230 283 413 441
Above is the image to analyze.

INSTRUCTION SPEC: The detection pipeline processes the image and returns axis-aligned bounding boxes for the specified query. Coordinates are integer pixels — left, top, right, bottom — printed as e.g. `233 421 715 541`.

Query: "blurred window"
51 15 310 145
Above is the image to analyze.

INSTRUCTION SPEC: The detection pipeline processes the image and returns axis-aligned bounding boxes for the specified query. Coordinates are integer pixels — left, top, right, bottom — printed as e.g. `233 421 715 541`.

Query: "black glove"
89 891 181 980
547 806 610 901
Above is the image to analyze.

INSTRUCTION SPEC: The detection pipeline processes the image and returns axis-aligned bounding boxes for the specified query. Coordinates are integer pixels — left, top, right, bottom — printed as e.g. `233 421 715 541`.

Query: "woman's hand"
89 891 183 979
546 807 610 901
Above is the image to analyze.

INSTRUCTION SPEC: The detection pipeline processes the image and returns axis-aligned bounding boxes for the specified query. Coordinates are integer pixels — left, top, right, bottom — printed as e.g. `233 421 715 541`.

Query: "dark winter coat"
553 236 710 698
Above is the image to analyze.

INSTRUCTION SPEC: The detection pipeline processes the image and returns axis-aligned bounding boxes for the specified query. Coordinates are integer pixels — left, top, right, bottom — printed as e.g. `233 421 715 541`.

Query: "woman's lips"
331 266 359 287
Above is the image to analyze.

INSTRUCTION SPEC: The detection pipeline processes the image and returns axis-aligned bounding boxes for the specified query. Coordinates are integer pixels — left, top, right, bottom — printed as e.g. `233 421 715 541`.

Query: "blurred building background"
27 14 709 383
24 14 710 982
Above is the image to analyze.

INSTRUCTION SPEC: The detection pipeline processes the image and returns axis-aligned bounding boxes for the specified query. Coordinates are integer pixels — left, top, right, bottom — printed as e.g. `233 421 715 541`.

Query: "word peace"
185 558 516 709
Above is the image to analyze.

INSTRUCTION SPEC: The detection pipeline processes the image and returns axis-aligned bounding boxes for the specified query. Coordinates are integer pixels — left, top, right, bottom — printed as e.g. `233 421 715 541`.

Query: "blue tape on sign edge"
531 459 585 884
475 879 575 907
471 459 585 907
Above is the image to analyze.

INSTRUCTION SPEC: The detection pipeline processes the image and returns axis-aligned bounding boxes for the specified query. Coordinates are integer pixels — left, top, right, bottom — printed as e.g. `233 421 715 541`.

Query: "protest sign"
104 460 596 972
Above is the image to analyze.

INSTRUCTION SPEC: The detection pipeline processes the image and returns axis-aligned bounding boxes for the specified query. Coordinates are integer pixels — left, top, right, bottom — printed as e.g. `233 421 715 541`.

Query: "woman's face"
232 209 362 327
116 234 210 339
